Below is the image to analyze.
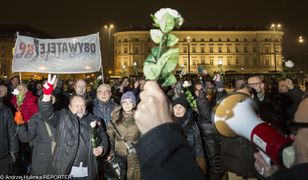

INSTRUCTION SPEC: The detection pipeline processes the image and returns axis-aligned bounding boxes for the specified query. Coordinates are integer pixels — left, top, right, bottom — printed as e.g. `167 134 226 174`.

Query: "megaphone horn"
212 93 293 167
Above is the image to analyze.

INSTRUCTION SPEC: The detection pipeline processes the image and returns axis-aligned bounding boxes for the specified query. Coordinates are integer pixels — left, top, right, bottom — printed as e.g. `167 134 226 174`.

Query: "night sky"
1 0 308 58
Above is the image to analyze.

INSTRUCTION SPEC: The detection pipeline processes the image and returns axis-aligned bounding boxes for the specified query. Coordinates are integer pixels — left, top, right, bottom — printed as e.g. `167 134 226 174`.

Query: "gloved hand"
14 111 24 125
43 74 57 95
213 74 224 89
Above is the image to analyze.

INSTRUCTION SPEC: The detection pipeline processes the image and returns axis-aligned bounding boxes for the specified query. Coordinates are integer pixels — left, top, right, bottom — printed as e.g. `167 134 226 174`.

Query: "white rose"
154 8 184 26
90 121 97 128
97 75 102 80
183 81 191 88
12 89 20 96
285 60 294 68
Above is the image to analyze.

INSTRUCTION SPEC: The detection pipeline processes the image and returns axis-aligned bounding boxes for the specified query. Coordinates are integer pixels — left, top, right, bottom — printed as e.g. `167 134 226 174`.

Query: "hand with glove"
213 74 224 91
14 111 24 125
42 74 57 102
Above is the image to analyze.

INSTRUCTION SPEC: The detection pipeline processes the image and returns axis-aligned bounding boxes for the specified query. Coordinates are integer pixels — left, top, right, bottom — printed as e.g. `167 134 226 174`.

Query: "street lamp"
187 36 191 75
104 24 114 78
270 23 281 71
298 36 304 73
104 24 114 42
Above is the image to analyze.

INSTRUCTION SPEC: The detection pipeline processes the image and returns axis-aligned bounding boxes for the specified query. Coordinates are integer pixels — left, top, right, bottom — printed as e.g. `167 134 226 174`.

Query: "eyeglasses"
288 121 308 135
97 90 110 94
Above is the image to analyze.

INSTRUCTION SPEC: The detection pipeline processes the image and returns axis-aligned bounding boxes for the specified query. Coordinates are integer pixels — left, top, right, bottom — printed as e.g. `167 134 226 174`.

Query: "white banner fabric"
12 33 102 74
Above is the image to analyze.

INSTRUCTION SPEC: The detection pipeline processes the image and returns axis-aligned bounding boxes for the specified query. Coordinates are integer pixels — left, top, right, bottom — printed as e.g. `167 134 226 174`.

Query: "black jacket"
196 90 225 176
176 109 204 158
221 136 257 178
267 163 308 180
39 100 109 180
0 100 18 160
136 123 206 180
18 113 56 175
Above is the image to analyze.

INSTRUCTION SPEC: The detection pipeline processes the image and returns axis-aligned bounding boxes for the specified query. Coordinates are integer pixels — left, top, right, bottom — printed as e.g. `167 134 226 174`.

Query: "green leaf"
150 29 163 44
158 48 179 74
151 14 160 27
161 73 177 87
159 13 175 33
151 47 160 58
151 46 168 58
166 34 179 47
145 54 156 63
143 62 161 80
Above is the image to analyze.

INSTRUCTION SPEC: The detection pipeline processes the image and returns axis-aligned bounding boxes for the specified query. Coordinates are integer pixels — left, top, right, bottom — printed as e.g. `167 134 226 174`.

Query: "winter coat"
221 136 257 178
255 93 288 133
107 106 141 180
281 86 304 120
176 109 205 158
196 92 226 176
107 107 140 157
11 91 38 122
136 123 205 180
267 163 308 180
39 99 109 180
93 98 119 129
18 113 56 175
0 100 18 161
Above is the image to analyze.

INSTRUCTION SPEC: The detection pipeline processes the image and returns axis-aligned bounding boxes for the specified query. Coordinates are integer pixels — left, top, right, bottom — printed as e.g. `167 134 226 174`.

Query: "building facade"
0 25 54 80
113 28 284 76
0 37 14 79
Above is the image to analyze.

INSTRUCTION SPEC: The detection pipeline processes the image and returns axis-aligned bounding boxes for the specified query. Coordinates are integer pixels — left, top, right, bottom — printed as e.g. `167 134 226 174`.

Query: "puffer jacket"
0 100 18 160
39 99 109 180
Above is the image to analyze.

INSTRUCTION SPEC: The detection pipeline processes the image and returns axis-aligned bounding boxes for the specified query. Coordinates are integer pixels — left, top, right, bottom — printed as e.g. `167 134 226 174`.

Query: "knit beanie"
172 96 189 110
121 91 136 106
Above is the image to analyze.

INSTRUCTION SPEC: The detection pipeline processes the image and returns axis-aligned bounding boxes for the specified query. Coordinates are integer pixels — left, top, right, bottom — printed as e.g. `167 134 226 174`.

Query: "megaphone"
212 92 294 168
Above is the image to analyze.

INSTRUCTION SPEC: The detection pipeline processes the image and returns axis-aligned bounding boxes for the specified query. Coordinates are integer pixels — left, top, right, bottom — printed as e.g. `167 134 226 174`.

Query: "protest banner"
12 33 102 74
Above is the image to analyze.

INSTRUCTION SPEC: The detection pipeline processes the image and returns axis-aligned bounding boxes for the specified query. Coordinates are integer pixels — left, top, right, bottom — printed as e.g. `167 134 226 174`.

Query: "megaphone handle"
259 150 271 165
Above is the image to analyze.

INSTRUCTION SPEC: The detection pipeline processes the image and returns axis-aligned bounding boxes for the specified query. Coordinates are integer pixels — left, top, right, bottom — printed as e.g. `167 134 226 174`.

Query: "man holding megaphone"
212 92 308 179
254 97 308 179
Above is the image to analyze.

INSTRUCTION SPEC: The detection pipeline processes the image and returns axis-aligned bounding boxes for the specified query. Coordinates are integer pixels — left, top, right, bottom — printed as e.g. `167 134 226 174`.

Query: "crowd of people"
0 72 308 180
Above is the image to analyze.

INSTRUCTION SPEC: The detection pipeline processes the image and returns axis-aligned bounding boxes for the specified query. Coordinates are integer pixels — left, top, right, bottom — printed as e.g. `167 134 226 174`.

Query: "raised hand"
285 78 294 90
43 74 57 95
134 81 173 134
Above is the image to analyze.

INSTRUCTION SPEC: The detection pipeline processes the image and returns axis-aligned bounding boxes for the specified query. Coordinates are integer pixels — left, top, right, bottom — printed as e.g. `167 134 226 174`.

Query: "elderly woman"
107 91 141 180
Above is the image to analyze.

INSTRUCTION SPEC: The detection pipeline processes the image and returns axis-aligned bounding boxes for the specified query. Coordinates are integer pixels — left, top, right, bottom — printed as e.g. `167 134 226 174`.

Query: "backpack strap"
44 121 56 154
